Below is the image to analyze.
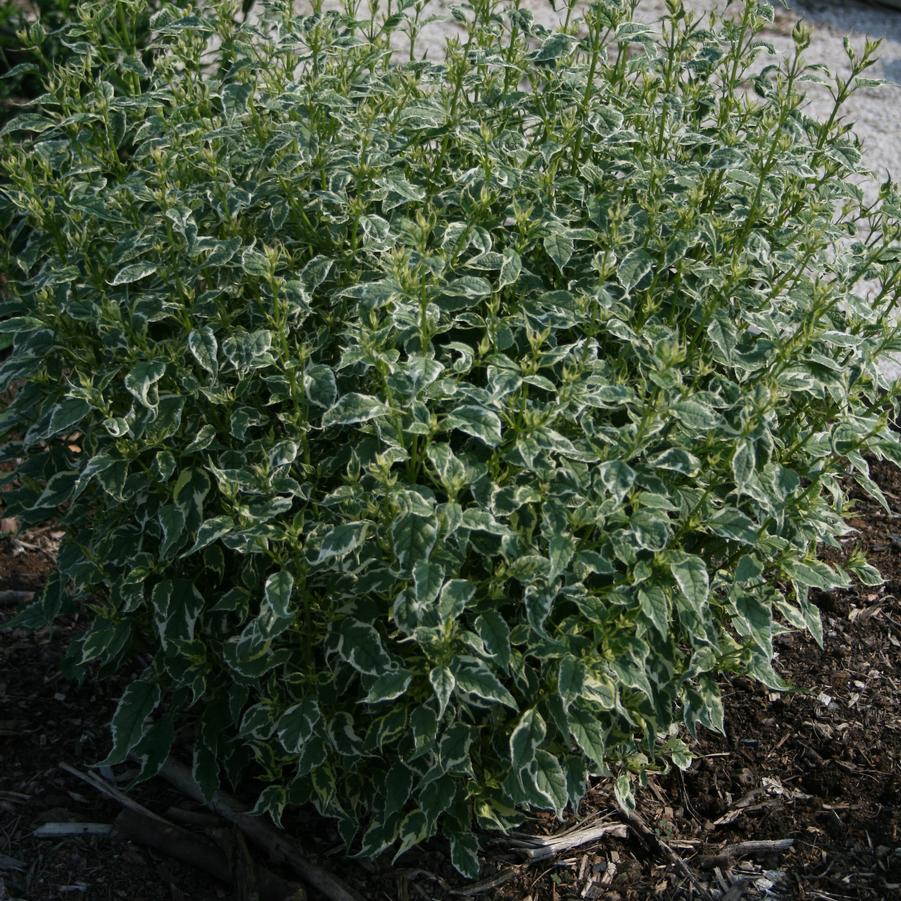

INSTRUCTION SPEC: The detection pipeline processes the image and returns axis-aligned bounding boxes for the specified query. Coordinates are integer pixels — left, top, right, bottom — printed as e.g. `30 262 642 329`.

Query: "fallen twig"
447 865 521 896
622 809 712 900
155 756 363 901
114 808 305 901
59 762 171 826
0 590 33 607
506 822 629 860
700 838 794 869
165 805 223 828
33 822 113 838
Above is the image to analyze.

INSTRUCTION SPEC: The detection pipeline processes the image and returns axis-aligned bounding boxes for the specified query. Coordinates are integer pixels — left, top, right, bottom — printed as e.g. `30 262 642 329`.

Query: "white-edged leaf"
448 831 480 879
316 522 367 563
188 328 218 378
337 620 391 675
670 553 709 612
124 360 166 409
363 669 413 704
732 439 755 492
391 513 438 572
304 364 337 408
109 261 157 285
454 663 517 709
98 673 161 766
185 515 233 556
444 405 502 446
437 579 475 622
429 665 455 718
543 231 573 272
530 749 569 817
321 393 390 427
498 249 521 289
567 704 607 770
510 708 546 773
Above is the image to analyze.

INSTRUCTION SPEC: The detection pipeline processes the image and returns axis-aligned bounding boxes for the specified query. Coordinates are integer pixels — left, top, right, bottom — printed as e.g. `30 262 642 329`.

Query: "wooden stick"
622 809 712 900
156 757 363 901
506 822 628 860
165 806 223 828
34 822 113 838
59 762 171 826
447 866 520 897
700 838 794 869
114 808 304 901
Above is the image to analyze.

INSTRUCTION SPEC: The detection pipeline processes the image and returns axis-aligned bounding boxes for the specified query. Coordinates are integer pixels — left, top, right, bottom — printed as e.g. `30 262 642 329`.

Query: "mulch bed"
1 460 899 901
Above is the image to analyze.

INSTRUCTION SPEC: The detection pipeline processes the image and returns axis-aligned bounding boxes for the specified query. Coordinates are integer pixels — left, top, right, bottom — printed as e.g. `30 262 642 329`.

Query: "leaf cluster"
1 0 900 875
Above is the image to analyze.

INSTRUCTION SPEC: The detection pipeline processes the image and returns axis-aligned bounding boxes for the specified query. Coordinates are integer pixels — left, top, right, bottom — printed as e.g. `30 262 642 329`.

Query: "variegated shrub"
1 0 900 877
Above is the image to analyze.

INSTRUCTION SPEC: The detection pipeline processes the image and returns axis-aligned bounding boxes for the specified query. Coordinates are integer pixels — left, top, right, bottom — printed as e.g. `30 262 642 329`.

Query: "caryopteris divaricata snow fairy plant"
2 0 900 875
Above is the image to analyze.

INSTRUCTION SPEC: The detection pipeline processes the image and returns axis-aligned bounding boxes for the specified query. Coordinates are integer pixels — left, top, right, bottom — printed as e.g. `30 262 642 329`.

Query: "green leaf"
185 515 233 555
532 31 576 63
448 831 480 879
192 744 220 804
510 708 546 773
437 579 475 622
412 560 444 604
475 610 511 670
109 261 157 285
557 656 585 709
598 460 636 500
392 810 431 863
708 507 757 544
158 504 186 558
444 405 502 446
429 666 455 718
363 669 413 704
783 558 848 591
300 255 334 290
847 560 882 587
567 704 607 771
337 620 392 675
672 399 720 431
732 439 755 492
439 723 473 773
617 248 653 293
99 673 161 766
735 591 773 655
304 364 337 408
543 231 573 272
614 774 635 813
548 532 576 583
321 393 390 427
316 522 367 563
443 276 492 299
669 553 709 611
131 714 175 784
391 513 438 572
648 447 699 475
124 361 166 409
258 570 294 639
276 699 320 754
631 511 670 551
454 662 517 709
498 249 521 289
529 749 569 817
188 328 218 378
638 584 669 638
426 443 466 491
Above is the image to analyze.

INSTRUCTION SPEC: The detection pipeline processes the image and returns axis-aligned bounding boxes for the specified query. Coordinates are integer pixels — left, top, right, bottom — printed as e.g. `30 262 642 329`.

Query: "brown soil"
1 460 899 901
